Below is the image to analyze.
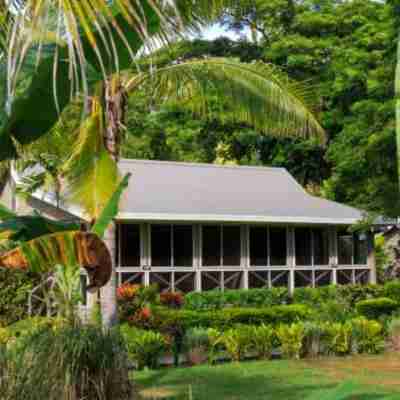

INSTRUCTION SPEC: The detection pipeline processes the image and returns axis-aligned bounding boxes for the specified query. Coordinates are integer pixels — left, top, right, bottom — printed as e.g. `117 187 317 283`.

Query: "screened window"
313 228 330 265
151 225 172 267
338 230 353 265
119 224 141 267
151 225 193 267
173 225 193 267
202 226 221 266
249 227 268 266
223 226 241 266
202 225 241 266
295 228 312 266
270 227 287 266
354 233 368 265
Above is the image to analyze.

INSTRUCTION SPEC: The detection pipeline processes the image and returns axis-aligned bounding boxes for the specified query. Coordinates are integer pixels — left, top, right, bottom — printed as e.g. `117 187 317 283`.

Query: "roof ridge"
119 158 288 173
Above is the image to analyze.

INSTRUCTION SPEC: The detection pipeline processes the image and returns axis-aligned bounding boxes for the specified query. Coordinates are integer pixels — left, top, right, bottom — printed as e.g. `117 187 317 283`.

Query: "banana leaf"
0 7 160 160
0 231 112 290
0 210 80 243
91 172 131 238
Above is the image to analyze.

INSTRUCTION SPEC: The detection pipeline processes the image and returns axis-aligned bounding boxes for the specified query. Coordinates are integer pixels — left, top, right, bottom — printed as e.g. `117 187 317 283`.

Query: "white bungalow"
1 159 376 293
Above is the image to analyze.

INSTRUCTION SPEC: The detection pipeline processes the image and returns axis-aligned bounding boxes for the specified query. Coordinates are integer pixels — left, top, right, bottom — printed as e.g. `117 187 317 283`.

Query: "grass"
135 354 400 399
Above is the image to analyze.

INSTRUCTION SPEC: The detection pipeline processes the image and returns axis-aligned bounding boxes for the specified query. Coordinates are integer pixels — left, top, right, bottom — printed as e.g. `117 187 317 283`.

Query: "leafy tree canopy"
123 0 400 217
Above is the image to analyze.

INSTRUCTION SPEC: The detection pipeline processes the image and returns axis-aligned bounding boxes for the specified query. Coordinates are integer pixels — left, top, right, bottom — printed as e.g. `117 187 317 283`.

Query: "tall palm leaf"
0 0 233 159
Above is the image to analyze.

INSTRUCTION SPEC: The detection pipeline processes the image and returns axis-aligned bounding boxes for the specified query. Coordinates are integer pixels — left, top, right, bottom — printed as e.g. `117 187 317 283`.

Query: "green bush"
355 297 399 320
324 322 352 355
387 318 400 351
276 323 305 359
0 269 41 327
120 324 168 370
140 304 312 331
221 325 253 361
183 287 290 310
251 324 275 360
350 317 384 354
183 327 210 365
184 327 210 351
303 321 329 357
384 281 400 302
336 284 385 307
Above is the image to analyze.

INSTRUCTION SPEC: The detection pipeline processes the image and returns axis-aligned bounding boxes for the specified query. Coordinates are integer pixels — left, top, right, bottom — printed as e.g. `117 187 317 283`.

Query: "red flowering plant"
128 306 154 329
117 283 142 320
160 291 184 309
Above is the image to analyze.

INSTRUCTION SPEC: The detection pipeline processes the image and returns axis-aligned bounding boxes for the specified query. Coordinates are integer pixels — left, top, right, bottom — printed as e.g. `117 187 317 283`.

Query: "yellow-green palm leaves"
63 98 119 220
126 58 325 142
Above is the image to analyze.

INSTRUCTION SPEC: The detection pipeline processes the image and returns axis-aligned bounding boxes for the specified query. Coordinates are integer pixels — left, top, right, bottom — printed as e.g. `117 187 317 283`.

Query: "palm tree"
0 1 325 327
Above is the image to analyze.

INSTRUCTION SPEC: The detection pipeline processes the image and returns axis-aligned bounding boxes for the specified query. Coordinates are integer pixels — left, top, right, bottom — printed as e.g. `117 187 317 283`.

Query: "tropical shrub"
118 284 158 320
251 324 275 360
183 327 210 365
0 324 134 400
0 269 40 327
221 325 253 362
387 318 400 351
135 304 311 331
207 328 223 364
350 317 384 354
183 287 290 310
276 323 305 359
355 297 399 320
160 291 184 309
384 281 400 302
324 322 352 356
314 299 355 324
303 321 329 357
121 324 168 370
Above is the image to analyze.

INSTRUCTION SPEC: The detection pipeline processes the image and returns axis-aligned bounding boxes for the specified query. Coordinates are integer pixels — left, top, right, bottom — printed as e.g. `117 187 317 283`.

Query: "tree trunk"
99 76 127 328
396 33 400 192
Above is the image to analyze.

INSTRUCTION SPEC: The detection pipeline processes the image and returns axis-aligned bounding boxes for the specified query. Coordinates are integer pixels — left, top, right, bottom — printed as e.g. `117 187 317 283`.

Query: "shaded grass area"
135 355 400 399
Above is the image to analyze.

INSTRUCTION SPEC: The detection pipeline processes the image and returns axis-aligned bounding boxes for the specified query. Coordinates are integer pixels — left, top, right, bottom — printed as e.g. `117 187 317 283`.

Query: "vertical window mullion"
311 229 314 267
267 226 270 267
171 225 174 267
220 225 223 267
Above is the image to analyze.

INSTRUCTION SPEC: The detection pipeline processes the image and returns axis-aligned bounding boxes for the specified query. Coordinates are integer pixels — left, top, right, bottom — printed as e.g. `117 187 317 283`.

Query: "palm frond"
0 231 112 289
91 172 131 239
4 0 231 111
62 97 119 220
125 58 325 142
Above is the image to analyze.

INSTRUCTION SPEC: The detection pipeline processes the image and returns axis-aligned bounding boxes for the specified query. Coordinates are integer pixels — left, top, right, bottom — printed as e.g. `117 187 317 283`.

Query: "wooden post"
330 227 338 285
367 231 377 284
287 227 295 295
101 223 118 327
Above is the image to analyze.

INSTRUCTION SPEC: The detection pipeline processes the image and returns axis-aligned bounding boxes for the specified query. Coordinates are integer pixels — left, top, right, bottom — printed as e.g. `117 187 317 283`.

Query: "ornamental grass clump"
276 323 305 359
0 324 135 400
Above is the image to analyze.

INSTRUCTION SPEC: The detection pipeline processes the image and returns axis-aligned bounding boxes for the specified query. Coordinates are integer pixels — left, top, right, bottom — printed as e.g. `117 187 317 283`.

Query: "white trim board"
116 212 360 225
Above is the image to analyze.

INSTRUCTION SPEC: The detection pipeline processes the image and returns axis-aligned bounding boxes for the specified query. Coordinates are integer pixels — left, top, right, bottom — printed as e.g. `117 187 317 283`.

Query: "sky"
199 23 252 41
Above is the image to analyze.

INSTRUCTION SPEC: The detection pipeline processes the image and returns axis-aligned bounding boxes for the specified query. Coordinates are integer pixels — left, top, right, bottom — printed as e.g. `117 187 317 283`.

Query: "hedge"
134 304 312 331
182 283 400 312
184 287 290 310
355 298 400 320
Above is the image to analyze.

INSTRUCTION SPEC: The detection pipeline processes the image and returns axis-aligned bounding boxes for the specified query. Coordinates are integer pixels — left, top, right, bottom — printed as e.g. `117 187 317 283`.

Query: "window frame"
249 225 288 268
200 224 243 268
149 224 195 268
294 227 330 268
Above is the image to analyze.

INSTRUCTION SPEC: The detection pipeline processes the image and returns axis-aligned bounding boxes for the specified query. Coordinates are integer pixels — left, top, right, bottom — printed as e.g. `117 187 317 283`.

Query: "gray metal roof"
117 159 364 225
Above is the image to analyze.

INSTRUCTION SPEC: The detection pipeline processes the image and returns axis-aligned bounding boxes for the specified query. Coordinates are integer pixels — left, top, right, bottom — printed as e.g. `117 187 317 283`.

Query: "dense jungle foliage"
123 0 400 218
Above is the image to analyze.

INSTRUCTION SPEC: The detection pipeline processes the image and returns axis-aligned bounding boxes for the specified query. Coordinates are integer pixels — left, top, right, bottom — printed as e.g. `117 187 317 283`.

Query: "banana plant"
0 172 130 292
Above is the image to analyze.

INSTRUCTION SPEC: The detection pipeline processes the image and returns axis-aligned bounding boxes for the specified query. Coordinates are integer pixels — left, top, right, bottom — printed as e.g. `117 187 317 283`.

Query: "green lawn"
135 355 400 399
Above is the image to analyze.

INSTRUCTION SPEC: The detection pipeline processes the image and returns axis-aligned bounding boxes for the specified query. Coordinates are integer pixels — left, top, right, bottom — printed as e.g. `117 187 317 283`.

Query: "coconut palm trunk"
100 77 127 327
396 34 400 192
